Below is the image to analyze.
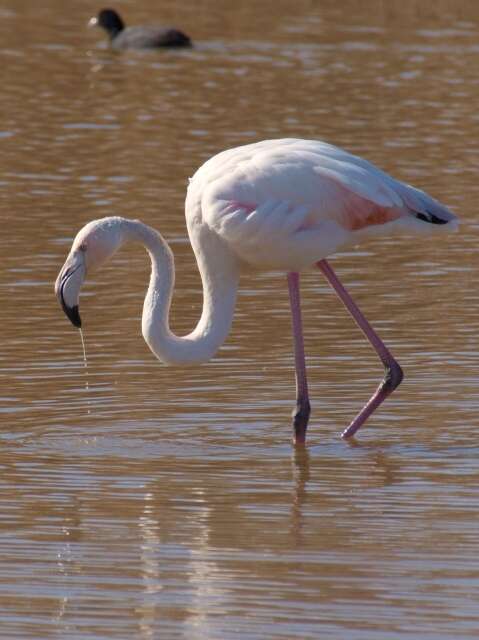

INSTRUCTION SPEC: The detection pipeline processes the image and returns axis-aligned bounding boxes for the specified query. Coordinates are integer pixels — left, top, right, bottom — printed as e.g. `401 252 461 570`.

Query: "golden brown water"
1 0 478 637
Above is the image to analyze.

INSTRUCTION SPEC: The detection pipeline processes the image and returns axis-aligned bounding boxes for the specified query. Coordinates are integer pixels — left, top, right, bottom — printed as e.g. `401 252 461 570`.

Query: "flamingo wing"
188 139 457 270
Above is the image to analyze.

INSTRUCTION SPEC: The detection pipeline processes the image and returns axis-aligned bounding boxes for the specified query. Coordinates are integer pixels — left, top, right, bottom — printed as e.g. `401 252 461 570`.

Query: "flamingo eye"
79 243 87 252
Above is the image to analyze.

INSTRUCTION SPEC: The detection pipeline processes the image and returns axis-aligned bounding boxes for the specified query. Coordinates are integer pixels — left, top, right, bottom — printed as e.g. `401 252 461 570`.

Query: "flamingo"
55 138 457 444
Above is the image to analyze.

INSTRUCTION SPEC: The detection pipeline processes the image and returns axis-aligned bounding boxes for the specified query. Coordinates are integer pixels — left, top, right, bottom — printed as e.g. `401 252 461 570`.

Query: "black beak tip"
65 304 82 328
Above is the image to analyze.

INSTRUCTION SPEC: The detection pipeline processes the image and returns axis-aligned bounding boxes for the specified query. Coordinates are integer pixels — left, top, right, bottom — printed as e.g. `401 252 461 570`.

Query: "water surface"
0 0 478 638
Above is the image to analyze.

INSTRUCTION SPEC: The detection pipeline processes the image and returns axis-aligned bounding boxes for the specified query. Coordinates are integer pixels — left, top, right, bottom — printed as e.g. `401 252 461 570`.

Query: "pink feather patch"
336 188 402 231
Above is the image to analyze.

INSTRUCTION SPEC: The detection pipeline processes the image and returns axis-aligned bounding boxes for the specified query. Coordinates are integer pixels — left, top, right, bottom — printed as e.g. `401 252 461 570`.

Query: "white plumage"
187 139 456 271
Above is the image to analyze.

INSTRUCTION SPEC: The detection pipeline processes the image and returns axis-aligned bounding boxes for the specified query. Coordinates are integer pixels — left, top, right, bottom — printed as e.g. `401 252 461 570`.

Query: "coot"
88 8 192 49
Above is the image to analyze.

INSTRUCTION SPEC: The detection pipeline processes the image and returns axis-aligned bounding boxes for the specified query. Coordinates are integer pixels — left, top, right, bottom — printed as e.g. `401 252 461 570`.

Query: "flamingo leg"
287 272 310 445
316 259 403 439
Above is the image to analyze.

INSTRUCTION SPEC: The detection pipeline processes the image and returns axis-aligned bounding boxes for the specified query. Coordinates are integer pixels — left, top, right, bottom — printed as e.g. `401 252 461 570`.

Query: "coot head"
89 9 125 39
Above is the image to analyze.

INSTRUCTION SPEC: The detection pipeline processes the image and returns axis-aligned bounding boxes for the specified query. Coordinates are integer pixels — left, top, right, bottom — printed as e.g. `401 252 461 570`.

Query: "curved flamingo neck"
124 219 240 365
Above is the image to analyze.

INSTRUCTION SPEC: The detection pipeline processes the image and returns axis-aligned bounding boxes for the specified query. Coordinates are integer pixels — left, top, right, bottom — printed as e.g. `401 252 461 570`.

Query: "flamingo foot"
292 398 310 445
341 360 403 439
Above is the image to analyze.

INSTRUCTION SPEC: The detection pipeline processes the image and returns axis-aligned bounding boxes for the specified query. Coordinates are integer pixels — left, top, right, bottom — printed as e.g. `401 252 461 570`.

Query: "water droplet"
79 329 90 413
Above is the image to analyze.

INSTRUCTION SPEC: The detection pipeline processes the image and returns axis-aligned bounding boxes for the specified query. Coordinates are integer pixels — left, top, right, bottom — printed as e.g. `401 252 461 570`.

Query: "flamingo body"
55 138 458 443
188 138 456 271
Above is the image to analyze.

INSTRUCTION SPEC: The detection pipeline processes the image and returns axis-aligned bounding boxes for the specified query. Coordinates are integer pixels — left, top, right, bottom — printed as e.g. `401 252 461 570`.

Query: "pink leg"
316 259 403 439
287 272 310 445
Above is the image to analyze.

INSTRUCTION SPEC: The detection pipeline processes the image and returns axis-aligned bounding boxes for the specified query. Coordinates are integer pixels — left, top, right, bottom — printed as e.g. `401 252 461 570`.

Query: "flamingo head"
55 217 126 328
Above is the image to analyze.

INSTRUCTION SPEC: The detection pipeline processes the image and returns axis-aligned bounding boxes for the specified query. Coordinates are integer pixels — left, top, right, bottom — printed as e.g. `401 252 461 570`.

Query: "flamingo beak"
55 251 85 329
